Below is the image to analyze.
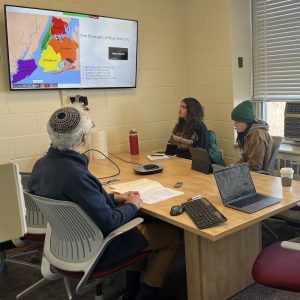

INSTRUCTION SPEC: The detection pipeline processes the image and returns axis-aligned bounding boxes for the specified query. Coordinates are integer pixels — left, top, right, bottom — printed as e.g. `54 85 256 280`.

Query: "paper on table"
109 178 184 204
146 154 170 161
141 187 183 204
109 178 162 193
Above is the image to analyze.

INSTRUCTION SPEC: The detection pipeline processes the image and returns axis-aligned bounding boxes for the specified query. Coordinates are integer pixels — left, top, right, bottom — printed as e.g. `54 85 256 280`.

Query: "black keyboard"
231 194 266 208
182 197 227 229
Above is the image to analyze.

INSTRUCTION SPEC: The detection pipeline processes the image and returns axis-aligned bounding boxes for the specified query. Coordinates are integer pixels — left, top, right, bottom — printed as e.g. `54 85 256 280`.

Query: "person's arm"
244 130 268 171
194 123 209 149
66 173 141 235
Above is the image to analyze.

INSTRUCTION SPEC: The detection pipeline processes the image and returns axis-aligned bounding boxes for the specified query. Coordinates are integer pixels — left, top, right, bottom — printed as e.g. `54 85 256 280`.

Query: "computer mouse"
170 205 185 216
143 164 160 170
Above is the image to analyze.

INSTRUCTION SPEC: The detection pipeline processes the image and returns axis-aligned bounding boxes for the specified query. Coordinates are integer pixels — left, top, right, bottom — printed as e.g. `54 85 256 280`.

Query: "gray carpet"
1 222 300 300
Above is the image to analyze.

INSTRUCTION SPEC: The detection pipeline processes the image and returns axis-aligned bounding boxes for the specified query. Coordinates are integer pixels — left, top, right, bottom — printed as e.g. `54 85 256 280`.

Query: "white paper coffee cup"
280 167 294 187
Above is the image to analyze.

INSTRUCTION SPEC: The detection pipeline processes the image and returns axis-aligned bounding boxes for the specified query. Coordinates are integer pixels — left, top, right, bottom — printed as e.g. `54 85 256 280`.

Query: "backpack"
207 130 225 166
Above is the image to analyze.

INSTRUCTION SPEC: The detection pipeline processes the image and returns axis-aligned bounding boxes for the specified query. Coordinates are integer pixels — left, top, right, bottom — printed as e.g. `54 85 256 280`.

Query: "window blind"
252 0 300 101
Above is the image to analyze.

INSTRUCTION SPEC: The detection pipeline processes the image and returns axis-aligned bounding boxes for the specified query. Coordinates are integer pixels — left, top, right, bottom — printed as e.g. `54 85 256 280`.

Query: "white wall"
182 0 250 164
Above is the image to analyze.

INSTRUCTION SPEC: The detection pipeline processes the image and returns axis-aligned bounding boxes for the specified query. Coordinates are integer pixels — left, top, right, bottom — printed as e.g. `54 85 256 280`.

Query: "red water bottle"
129 129 139 155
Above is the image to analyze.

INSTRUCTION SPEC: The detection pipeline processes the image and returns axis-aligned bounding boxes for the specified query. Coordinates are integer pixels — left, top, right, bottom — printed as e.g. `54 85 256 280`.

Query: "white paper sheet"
109 178 184 204
146 154 170 161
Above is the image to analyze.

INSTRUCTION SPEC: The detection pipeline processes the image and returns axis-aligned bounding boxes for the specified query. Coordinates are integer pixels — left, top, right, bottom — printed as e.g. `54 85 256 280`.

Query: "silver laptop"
189 147 225 174
213 163 281 213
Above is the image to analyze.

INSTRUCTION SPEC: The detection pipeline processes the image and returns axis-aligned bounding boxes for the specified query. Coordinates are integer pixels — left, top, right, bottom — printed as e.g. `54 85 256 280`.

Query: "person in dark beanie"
231 100 273 171
167 97 208 159
29 105 181 300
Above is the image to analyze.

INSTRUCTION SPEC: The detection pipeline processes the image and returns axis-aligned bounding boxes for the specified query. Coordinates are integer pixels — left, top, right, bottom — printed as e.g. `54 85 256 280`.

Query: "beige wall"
0 0 250 171
183 0 249 164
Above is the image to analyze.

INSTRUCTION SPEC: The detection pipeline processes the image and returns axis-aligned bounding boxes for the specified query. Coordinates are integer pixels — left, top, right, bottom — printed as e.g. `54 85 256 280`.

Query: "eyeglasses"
91 121 95 129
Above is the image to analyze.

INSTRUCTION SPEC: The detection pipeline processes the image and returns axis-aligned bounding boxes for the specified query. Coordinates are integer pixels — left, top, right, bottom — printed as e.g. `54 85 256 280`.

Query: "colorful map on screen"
7 12 80 88
5 5 138 90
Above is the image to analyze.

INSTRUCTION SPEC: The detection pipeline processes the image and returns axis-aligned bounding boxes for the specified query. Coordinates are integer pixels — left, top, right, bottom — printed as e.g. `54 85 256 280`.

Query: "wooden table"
89 153 300 300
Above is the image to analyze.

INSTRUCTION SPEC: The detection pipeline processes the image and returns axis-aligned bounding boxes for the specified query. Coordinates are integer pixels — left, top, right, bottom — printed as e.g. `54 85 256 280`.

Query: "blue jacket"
29 147 147 270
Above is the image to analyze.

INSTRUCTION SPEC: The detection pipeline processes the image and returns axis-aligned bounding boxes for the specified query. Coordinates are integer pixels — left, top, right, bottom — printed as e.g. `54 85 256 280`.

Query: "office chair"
15 192 64 299
1 174 64 299
31 193 151 300
252 238 300 292
0 173 44 274
20 172 31 190
258 136 283 175
259 136 284 240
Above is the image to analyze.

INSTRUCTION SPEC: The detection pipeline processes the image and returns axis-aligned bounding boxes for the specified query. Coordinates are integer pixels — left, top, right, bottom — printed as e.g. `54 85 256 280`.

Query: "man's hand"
125 192 143 209
114 191 142 209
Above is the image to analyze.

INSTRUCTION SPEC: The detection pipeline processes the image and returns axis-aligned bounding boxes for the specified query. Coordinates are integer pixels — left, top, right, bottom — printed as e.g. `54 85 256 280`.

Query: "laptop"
189 147 225 174
213 163 281 213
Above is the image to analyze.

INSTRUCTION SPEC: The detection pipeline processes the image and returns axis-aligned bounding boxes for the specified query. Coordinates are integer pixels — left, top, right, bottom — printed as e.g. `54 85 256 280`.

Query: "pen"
188 195 203 201
150 154 165 156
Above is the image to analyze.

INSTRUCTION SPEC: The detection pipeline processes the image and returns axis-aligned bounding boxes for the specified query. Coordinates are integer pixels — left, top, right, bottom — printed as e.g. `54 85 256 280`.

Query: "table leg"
184 223 261 300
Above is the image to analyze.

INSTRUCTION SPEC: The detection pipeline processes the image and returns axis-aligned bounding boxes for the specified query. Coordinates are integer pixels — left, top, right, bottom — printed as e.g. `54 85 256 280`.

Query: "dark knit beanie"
49 107 81 133
231 100 256 124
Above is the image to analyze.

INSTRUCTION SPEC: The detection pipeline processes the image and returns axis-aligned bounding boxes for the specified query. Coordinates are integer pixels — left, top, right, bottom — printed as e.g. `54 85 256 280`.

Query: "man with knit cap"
231 100 273 171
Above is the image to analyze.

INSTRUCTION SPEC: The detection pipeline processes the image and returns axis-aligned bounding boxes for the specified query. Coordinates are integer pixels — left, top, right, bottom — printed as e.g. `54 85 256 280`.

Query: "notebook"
213 163 281 213
189 147 225 174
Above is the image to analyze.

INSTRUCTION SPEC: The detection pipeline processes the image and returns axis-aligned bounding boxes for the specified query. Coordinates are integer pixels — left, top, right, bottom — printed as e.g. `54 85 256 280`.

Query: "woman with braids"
168 97 208 159
231 100 273 171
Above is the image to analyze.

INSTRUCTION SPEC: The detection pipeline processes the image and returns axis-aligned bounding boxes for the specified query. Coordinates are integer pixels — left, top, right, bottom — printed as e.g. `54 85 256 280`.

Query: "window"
265 102 285 136
252 0 300 137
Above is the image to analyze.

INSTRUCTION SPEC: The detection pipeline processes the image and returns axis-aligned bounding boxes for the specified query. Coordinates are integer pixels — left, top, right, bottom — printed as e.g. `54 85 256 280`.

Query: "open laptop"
189 147 225 174
213 163 281 213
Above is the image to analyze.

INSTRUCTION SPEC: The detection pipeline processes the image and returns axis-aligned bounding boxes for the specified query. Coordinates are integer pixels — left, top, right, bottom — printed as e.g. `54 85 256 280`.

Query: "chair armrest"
281 241 300 252
94 217 145 259
83 217 144 283
105 217 144 242
256 170 269 175
41 256 62 281
12 238 28 247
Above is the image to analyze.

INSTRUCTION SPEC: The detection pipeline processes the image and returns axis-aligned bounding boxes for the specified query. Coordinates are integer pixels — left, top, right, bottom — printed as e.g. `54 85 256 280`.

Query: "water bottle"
129 129 139 155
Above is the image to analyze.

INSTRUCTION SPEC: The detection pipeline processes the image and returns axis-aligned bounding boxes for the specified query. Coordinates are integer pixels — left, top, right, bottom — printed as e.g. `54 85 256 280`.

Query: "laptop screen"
213 164 256 204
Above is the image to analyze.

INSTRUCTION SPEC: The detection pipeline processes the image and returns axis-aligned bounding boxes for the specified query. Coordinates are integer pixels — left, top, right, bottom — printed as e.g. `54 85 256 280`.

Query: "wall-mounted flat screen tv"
4 5 138 90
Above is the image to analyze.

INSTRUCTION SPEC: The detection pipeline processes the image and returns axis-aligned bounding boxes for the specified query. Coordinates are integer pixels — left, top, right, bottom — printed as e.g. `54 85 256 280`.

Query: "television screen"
4 5 138 90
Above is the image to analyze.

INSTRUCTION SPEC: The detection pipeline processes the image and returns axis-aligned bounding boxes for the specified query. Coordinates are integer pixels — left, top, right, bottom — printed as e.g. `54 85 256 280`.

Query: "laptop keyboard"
231 194 267 208
182 197 227 229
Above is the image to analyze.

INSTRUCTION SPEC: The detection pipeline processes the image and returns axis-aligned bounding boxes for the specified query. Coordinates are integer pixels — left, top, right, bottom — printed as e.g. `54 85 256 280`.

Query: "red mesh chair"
252 239 300 292
31 193 151 300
